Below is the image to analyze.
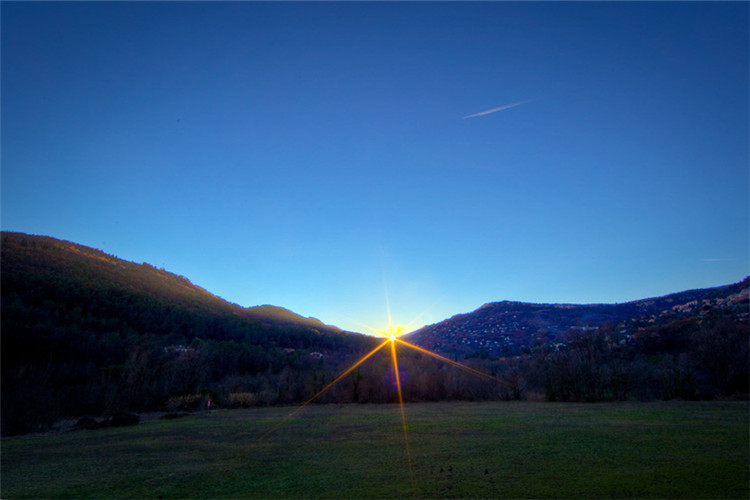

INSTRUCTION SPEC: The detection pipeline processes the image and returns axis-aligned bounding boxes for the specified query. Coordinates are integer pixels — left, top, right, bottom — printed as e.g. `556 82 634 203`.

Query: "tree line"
1 268 373 435
2 258 747 435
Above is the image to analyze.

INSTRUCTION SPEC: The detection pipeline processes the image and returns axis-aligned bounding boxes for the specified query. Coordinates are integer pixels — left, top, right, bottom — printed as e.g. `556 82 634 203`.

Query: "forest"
2 233 748 435
1 265 376 434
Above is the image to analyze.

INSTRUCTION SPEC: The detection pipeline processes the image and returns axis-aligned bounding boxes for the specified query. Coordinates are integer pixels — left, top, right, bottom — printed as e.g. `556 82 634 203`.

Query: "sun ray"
389 337 415 488
297 338 390 407
348 316 388 335
253 338 390 443
245 289 516 492
395 338 515 389
384 283 394 332
398 295 449 333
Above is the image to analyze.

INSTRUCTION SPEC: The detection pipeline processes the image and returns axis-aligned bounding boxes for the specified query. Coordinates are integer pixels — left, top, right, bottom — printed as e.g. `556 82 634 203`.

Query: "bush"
166 394 207 412
226 392 256 408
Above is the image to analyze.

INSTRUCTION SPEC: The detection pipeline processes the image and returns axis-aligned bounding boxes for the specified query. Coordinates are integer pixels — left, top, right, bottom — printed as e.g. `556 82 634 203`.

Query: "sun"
243 280 514 494
249 307 513 493
369 315 419 340
379 323 411 341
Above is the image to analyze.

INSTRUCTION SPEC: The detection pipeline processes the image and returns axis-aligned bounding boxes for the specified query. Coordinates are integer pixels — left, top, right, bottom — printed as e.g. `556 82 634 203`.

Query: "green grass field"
2 401 748 499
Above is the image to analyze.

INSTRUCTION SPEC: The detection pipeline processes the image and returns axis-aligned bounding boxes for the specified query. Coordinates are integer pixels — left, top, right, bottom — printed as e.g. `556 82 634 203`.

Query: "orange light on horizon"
389 338 414 486
250 319 515 493
253 333 514 442
371 322 416 340
253 338 390 444
395 337 515 389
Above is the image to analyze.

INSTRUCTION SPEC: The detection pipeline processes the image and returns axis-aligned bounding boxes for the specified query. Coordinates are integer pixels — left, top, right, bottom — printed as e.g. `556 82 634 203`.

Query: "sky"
2 1 748 335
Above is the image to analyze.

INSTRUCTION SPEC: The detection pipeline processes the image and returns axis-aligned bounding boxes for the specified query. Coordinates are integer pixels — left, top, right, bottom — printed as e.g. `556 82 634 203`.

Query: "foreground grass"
2 401 747 499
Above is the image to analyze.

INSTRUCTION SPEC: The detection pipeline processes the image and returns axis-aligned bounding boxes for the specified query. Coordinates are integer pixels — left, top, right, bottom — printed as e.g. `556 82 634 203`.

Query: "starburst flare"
251 307 514 494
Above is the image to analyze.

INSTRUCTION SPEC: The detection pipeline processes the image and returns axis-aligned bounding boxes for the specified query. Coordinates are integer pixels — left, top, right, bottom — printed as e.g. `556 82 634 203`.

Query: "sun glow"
389 336 415 487
249 299 513 492
378 323 412 341
365 311 420 340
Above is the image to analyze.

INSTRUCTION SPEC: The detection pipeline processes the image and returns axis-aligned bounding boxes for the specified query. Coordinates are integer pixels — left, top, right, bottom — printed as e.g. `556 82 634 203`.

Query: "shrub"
166 394 206 412
226 392 256 408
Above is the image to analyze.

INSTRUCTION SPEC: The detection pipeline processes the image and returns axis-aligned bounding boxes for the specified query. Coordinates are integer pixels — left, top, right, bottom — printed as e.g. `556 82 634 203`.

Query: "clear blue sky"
3 2 748 334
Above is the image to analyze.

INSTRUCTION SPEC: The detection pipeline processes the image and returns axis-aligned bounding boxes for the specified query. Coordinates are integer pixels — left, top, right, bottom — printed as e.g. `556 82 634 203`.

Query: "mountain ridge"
2 231 747 435
408 278 749 358
1 231 341 333
1 231 375 435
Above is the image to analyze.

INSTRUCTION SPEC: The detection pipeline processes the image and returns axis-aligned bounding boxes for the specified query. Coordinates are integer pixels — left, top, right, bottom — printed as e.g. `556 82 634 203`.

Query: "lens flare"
395 338 515 389
253 338 390 444
251 329 514 447
249 300 515 495
390 338 414 487
383 324 408 340
361 321 416 340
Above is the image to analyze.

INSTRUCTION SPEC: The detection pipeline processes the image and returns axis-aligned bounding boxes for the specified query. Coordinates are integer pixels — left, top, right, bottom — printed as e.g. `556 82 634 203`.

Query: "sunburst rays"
247 278 512 491
250 321 513 491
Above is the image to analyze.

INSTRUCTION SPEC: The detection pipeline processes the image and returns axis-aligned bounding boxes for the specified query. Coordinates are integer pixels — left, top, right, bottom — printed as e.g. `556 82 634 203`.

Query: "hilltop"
405 279 748 403
1 232 374 435
408 279 749 358
1 232 340 332
2 231 747 435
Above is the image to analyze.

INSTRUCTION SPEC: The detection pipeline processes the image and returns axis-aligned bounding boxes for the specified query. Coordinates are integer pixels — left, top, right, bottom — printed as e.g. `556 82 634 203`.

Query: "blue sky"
3 2 748 334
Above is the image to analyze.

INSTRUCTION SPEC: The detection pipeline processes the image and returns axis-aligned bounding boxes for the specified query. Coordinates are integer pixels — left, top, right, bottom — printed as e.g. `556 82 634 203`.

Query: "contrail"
463 98 537 119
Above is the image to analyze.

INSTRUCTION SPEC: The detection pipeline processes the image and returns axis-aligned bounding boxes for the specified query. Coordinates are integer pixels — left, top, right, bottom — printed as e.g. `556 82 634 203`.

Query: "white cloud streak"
463 98 538 119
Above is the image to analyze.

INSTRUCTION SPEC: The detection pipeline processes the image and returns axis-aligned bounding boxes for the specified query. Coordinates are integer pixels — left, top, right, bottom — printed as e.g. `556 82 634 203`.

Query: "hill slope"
405 279 748 403
3 231 747 434
1 231 340 331
408 279 749 358
1 232 373 435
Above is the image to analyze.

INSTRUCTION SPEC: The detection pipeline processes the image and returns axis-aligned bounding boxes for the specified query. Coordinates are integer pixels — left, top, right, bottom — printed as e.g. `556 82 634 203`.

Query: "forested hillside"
1 232 375 435
3 232 747 436
408 278 749 402
410 280 750 359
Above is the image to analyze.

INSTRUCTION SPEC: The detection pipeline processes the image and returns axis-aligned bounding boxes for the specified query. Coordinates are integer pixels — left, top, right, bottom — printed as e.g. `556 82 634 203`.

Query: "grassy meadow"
2 401 748 499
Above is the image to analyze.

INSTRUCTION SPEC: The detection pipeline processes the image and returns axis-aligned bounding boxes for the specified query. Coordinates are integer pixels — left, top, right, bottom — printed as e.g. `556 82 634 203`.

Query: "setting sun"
379 324 412 341
358 307 421 339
